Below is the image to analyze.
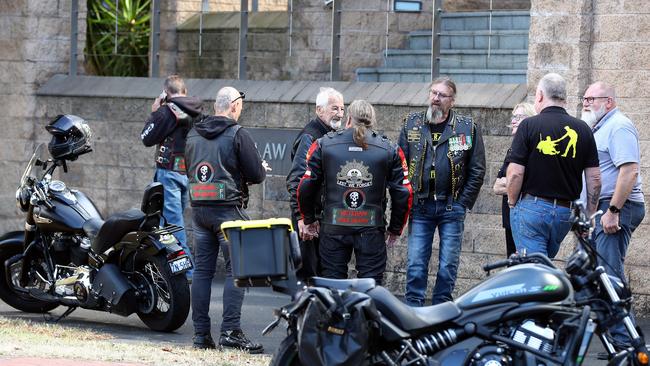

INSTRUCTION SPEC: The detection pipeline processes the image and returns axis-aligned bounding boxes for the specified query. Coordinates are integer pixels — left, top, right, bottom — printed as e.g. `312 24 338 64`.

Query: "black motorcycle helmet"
46 115 92 161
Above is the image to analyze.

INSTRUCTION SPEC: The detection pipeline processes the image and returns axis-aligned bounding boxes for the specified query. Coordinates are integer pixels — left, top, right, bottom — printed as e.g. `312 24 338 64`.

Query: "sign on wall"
247 128 301 177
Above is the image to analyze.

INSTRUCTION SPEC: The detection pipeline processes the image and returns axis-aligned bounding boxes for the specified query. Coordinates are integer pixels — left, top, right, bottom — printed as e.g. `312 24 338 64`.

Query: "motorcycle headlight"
15 187 31 212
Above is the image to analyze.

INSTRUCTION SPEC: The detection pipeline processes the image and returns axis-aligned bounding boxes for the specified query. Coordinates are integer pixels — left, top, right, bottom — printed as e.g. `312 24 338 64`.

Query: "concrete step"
409 30 529 51
384 49 528 70
356 67 527 84
441 11 530 32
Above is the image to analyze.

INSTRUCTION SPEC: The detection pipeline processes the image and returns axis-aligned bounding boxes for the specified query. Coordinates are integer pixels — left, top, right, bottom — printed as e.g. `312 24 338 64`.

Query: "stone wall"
527 0 650 313
0 0 86 233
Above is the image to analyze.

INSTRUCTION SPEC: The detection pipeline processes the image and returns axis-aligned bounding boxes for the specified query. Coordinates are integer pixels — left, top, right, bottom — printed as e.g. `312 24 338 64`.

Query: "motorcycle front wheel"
133 253 190 332
0 242 59 313
270 333 301 366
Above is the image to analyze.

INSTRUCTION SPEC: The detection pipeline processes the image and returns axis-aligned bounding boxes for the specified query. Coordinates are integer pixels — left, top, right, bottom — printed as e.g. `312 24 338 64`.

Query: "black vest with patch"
320 129 392 233
156 102 193 172
185 124 247 207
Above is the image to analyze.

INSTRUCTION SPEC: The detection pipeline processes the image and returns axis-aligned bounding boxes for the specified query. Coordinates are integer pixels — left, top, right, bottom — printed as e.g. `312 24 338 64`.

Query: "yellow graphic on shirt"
536 126 578 158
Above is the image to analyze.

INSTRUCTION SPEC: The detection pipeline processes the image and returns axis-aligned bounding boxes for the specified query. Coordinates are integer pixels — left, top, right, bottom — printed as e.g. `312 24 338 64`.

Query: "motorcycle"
0 115 192 332
257 203 649 365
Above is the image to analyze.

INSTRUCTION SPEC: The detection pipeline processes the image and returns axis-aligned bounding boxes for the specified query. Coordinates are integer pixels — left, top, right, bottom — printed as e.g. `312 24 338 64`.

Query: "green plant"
85 0 151 76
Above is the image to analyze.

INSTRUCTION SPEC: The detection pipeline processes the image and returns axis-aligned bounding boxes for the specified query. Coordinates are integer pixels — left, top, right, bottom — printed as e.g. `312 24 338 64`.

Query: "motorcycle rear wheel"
270 333 302 366
134 253 190 332
0 243 59 313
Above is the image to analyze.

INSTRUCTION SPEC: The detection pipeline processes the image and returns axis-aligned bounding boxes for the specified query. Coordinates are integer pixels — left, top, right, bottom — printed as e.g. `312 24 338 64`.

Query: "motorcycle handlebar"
482 259 512 272
483 253 556 273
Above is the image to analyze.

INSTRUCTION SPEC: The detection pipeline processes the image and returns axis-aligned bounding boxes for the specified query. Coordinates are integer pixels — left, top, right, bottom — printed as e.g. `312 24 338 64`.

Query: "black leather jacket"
185 115 266 208
398 110 485 209
298 129 412 235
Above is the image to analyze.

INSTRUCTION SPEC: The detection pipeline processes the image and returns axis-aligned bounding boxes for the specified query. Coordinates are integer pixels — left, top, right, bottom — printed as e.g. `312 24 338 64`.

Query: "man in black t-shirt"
506 73 601 258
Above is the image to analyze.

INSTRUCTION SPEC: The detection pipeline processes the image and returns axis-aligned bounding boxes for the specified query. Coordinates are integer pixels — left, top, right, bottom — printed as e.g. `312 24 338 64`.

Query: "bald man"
185 86 266 353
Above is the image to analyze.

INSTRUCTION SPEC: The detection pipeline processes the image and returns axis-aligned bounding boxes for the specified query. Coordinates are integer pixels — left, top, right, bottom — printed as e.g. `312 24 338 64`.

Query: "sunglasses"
231 91 245 103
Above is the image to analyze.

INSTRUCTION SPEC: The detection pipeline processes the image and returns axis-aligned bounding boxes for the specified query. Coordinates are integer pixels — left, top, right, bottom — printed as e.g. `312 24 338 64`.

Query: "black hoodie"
141 96 203 147
185 115 266 207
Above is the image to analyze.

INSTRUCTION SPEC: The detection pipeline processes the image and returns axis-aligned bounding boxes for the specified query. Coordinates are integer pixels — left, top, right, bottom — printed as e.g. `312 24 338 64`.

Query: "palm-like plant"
86 0 151 76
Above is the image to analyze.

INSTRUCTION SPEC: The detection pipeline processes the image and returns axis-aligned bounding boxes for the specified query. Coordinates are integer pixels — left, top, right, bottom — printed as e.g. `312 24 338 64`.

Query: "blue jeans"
595 199 645 347
510 196 572 258
154 169 192 275
405 199 466 306
191 205 249 334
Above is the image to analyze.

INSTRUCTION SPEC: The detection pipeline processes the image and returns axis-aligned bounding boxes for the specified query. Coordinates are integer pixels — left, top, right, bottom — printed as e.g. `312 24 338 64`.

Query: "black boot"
219 329 264 354
193 333 216 350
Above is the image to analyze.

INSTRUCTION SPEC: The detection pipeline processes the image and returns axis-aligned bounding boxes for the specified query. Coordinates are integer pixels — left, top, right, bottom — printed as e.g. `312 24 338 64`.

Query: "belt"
522 194 572 208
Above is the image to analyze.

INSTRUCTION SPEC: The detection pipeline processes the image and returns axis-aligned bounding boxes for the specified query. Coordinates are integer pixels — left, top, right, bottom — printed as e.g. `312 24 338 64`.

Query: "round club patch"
344 189 365 209
195 162 214 183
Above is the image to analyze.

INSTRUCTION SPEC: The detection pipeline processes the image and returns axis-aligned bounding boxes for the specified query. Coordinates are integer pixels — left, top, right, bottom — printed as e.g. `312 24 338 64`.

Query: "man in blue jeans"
398 77 485 306
141 75 202 279
582 81 645 352
507 73 601 258
185 86 268 352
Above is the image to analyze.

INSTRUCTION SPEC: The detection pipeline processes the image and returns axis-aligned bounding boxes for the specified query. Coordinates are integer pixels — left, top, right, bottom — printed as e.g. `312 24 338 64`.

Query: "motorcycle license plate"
168 256 192 274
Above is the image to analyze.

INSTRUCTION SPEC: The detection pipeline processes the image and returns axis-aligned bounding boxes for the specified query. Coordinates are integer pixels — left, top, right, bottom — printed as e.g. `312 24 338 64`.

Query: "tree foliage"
85 0 151 76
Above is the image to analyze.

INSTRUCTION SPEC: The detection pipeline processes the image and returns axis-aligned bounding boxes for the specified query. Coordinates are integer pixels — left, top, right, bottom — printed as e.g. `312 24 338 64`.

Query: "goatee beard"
329 119 342 130
426 106 444 123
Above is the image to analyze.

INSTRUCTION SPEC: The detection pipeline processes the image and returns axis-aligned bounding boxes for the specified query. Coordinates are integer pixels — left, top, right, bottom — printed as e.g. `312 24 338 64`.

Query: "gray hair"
315 87 343 108
214 86 240 113
538 73 567 102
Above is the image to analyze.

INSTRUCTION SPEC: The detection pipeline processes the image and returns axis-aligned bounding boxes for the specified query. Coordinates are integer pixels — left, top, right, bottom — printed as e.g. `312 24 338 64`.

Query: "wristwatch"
608 205 621 214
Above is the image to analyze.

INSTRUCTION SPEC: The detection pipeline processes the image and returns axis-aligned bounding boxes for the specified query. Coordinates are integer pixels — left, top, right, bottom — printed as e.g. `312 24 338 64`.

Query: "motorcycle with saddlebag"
0 115 192 331
222 203 649 365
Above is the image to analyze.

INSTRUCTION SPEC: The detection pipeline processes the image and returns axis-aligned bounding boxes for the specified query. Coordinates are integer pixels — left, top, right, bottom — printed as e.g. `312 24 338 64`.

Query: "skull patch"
195 162 214 183
344 189 365 209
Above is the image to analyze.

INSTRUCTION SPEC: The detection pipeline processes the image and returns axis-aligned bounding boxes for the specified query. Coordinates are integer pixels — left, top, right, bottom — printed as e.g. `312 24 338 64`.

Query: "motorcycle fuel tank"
455 264 571 309
32 182 102 233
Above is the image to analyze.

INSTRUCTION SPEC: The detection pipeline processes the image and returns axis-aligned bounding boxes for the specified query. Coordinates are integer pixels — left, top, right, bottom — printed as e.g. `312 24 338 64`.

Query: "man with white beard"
398 77 486 306
287 87 345 281
582 81 645 353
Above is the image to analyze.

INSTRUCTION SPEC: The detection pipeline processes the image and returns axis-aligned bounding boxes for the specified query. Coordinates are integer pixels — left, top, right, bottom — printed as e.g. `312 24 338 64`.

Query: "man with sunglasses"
398 76 486 306
185 86 266 353
582 81 644 353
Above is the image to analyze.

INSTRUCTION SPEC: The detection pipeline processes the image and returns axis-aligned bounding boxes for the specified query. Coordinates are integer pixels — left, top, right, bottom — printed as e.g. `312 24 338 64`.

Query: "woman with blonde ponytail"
298 99 413 285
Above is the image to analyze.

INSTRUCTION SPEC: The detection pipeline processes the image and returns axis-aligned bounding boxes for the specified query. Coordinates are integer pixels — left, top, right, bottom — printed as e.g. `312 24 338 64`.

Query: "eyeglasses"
511 114 528 121
430 90 453 99
231 91 245 103
582 96 609 104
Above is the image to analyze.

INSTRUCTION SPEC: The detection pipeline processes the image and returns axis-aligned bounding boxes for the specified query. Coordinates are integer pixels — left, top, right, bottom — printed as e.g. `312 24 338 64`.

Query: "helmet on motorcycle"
46 115 92 161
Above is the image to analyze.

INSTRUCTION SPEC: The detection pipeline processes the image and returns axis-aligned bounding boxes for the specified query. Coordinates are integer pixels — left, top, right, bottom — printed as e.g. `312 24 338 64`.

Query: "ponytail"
347 100 376 150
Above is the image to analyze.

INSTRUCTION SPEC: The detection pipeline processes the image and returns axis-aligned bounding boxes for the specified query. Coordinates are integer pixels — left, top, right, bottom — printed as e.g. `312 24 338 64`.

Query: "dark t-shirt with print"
428 121 447 197
506 106 599 201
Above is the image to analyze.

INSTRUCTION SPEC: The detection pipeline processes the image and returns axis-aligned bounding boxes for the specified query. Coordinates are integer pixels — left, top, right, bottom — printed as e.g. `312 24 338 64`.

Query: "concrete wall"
527 0 650 313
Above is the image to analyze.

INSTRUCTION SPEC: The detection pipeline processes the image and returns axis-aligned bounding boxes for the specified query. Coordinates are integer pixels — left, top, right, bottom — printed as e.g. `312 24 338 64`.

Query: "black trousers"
292 218 320 281
505 227 516 258
319 228 386 285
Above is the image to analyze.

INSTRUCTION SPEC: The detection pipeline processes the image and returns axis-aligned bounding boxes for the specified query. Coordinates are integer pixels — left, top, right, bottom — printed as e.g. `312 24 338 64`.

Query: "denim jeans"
510 196 572 258
319 228 386 285
154 169 192 276
595 198 645 346
191 205 249 334
405 199 466 306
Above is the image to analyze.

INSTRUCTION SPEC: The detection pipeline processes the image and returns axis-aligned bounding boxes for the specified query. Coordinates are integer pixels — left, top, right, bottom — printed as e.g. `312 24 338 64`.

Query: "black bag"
297 287 379 366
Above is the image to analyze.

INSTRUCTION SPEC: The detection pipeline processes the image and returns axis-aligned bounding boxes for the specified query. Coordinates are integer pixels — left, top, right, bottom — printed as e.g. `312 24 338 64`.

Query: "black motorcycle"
0 115 191 332
247 204 648 365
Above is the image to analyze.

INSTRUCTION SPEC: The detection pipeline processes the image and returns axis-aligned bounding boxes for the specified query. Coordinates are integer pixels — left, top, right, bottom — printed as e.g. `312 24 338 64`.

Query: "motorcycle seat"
311 277 376 293
368 286 461 333
89 208 145 253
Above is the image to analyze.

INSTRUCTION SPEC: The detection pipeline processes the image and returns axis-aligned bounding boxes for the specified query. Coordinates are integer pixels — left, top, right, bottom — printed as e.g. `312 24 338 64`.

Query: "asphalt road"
0 277 645 365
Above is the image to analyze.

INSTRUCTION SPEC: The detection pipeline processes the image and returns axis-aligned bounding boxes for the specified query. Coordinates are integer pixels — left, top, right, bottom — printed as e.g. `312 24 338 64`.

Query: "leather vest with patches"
403 110 475 201
186 124 247 206
156 102 193 173
320 129 391 231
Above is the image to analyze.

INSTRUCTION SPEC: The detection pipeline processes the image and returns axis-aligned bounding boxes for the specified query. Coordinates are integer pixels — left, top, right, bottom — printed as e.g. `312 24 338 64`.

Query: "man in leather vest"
398 77 486 306
286 87 344 281
298 100 412 285
140 75 202 278
185 86 267 353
